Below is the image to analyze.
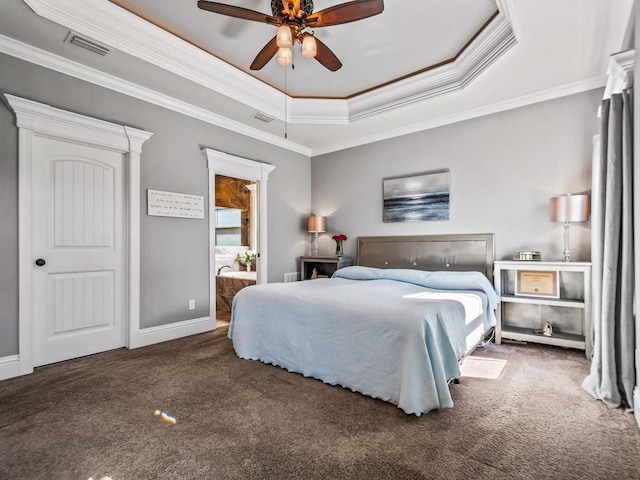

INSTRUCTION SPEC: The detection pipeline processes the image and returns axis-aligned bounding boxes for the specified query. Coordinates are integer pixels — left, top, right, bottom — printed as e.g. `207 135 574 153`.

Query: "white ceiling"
108 0 499 98
0 0 634 156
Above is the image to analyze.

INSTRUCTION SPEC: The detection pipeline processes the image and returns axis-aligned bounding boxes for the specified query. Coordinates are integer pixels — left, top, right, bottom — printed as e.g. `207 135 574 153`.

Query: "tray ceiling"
0 0 634 155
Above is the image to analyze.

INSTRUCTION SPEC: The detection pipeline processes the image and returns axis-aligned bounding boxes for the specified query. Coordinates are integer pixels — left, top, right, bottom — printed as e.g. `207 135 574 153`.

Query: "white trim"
22 0 517 126
311 76 607 156
343 4 516 121
0 355 21 381
123 126 153 349
635 387 640 428
5 94 152 375
16 123 34 375
23 0 282 119
0 34 311 157
135 317 213 348
603 49 635 98
204 149 275 323
0 32 603 157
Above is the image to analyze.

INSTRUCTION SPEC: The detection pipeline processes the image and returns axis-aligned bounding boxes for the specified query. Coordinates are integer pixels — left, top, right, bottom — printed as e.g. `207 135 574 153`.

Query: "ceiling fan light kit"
301 34 317 58
276 24 293 48
197 0 384 71
277 46 293 66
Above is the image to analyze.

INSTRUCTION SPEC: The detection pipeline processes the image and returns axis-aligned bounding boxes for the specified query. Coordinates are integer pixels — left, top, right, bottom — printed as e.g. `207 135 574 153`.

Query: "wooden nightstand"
300 256 352 280
494 260 592 358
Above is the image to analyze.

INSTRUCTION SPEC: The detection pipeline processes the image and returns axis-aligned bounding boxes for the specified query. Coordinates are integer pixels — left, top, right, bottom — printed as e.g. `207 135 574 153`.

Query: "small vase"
246 263 251 272
335 241 344 257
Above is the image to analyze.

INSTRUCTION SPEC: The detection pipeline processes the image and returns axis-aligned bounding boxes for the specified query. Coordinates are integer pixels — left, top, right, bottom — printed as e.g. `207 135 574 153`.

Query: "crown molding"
0 34 311 156
0 29 605 158
23 0 517 126
0 31 604 158
23 0 285 120
311 76 606 156
344 4 516 121
603 49 635 98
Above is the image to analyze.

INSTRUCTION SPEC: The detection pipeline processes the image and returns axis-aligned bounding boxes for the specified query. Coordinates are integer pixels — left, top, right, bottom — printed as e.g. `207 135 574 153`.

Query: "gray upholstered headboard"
356 234 495 281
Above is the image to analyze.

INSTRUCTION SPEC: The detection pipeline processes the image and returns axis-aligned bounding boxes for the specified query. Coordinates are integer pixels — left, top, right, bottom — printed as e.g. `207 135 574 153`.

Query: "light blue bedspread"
228 267 499 415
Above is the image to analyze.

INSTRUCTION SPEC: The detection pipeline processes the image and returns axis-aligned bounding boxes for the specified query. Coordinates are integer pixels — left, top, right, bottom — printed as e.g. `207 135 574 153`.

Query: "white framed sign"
147 189 205 219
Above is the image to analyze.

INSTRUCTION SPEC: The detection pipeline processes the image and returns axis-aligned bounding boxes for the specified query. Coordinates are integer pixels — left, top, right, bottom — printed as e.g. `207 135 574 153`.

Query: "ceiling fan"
197 0 384 71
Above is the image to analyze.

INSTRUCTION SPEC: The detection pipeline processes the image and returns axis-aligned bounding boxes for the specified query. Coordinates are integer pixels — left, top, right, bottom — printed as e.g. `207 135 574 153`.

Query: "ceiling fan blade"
313 37 342 71
197 1 279 25
306 0 384 27
250 36 279 70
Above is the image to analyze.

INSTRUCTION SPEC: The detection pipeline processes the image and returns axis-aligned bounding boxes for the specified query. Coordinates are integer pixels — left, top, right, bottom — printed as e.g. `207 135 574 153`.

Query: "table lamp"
550 194 590 262
307 215 326 256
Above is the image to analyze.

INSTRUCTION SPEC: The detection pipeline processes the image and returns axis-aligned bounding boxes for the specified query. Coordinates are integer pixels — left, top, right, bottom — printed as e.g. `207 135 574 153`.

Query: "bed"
228 234 499 415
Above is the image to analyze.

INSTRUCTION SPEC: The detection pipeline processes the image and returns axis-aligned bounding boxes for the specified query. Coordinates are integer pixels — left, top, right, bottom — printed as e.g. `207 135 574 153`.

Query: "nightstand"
494 260 592 359
300 256 352 280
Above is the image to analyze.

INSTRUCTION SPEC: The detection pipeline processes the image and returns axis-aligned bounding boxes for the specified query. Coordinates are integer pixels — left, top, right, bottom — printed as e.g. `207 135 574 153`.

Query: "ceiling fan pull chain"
284 58 288 139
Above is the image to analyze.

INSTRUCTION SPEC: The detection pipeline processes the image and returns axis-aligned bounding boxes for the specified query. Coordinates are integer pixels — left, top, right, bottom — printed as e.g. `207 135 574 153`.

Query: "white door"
31 136 126 367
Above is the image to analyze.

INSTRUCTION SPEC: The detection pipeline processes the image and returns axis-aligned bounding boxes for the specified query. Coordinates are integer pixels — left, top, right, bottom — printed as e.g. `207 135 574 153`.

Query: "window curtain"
582 87 635 410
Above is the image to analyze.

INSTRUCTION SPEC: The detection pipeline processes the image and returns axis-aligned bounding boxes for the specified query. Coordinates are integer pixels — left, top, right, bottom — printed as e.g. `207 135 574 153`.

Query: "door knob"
35 258 46 267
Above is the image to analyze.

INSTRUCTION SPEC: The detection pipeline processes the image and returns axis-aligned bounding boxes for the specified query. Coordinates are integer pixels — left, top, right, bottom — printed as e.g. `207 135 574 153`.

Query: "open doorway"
204 148 275 329
214 175 257 324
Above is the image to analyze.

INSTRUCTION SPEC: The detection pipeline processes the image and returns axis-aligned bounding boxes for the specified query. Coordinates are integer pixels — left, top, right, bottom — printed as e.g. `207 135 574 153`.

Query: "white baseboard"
0 355 21 381
133 316 215 348
2 318 215 380
634 387 640 429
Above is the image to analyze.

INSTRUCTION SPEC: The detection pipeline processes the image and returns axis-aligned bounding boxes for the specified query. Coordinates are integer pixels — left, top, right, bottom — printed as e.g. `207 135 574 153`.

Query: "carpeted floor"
1 328 639 480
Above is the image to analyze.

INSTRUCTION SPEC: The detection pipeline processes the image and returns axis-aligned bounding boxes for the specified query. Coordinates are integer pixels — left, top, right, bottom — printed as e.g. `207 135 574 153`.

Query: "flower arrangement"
332 234 347 256
240 250 255 272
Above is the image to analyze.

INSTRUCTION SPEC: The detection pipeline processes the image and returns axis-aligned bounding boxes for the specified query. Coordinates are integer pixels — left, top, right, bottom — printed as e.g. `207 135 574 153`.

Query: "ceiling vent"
64 32 110 56
252 112 275 123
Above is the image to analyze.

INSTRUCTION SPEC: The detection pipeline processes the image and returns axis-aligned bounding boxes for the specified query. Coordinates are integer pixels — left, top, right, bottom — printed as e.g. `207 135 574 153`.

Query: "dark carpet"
1 328 639 480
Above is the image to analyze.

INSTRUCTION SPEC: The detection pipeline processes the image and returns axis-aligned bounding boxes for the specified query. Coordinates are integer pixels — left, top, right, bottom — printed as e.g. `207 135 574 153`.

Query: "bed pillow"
334 266 499 310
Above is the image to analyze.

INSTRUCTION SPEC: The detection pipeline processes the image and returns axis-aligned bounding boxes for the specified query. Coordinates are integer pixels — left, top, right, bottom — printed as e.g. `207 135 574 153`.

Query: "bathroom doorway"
204 148 275 328
214 175 257 324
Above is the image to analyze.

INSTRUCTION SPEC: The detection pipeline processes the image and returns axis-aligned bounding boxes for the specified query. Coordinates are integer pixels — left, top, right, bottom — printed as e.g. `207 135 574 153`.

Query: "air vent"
252 112 275 123
64 32 110 56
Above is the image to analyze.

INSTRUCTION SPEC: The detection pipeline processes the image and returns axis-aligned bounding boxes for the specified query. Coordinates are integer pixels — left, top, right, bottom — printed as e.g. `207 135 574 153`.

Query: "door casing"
204 148 275 324
7 94 152 375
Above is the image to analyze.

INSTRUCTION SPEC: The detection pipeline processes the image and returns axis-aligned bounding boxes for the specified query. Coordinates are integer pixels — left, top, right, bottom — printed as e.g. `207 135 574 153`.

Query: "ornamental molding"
23 0 518 125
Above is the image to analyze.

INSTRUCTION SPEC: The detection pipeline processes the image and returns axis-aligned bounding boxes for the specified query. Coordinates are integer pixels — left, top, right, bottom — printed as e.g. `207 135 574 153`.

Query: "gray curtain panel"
583 88 635 410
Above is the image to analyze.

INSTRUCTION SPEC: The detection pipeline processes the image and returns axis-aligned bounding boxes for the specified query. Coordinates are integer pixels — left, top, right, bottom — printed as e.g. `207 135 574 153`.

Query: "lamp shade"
307 215 326 233
550 194 590 223
301 35 317 58
277 47 292 66
276 25 293 48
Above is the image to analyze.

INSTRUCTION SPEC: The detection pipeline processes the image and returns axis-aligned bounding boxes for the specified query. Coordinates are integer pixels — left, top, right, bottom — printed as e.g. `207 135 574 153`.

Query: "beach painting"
383 171 450 222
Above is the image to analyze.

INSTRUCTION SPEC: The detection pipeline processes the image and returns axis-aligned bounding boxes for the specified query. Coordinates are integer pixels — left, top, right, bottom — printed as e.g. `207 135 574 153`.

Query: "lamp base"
562 222 572 262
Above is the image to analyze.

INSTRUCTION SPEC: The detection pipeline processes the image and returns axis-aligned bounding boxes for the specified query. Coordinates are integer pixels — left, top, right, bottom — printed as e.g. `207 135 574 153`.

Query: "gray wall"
311 90 602 263
0 52 310 357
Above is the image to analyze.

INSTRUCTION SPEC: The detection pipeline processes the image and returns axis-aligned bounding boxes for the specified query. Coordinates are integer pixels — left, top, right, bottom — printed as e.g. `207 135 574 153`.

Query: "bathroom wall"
215 175 253 246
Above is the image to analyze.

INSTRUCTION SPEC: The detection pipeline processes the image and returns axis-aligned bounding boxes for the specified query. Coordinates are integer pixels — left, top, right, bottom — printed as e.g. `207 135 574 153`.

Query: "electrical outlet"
188 299 195 310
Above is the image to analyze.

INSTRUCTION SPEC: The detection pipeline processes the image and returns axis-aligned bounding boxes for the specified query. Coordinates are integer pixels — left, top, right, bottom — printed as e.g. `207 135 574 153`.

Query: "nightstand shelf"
500 326 586 350
300 256 352 280
499 295 585 309
494 260 592 359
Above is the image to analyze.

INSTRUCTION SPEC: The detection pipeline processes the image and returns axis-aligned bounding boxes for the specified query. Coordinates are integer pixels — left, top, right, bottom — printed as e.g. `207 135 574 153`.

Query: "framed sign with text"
515 270 559 298
147 189 205 219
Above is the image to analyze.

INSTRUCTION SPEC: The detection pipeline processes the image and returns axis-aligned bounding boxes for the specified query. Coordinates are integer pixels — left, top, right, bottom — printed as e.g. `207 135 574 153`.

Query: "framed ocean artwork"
383 170 450 222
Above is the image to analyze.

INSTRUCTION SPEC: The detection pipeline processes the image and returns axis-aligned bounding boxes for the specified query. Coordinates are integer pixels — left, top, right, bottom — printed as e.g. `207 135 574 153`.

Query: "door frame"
7 95 152 375
203 148 275 323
